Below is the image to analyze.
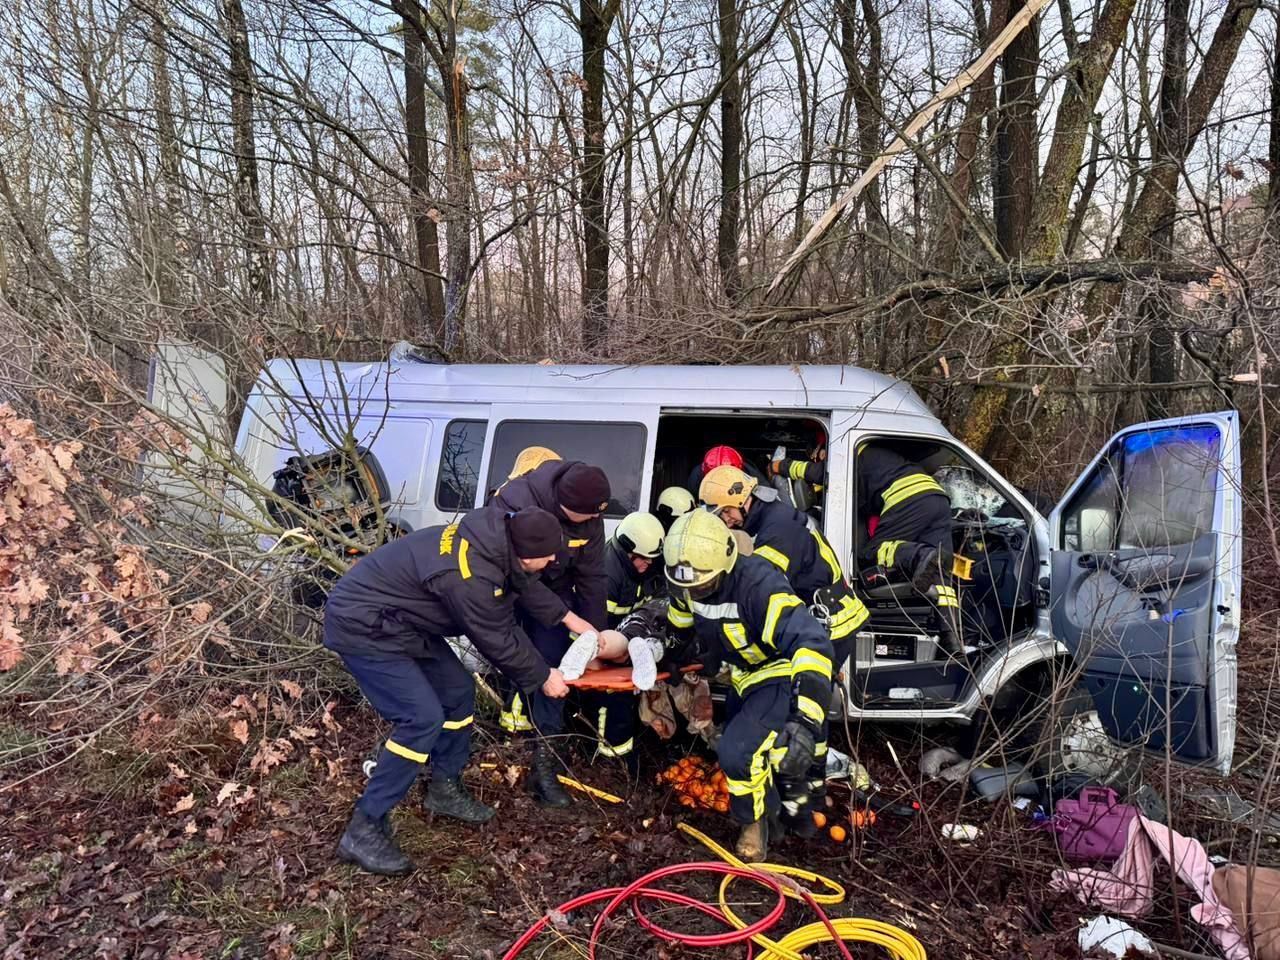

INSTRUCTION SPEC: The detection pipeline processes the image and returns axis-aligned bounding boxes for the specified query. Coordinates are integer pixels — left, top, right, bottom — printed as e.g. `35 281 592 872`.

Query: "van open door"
1049 413 1242 774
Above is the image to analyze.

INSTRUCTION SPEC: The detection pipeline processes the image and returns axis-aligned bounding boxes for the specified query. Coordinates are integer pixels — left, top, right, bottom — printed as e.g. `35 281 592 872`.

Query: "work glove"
774 719 817 780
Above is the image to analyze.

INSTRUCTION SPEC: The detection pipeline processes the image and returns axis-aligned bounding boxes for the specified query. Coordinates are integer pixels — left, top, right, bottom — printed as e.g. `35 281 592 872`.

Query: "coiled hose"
500 821 927 960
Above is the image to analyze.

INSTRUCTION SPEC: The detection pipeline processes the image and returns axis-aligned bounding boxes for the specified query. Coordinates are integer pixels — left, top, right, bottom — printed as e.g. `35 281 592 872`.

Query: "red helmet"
702 445 744 473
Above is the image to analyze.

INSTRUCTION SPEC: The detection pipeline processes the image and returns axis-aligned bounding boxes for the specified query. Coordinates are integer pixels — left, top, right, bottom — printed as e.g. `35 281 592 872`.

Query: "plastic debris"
825 747 872 790
1077 915 1154 958
941 823 982 843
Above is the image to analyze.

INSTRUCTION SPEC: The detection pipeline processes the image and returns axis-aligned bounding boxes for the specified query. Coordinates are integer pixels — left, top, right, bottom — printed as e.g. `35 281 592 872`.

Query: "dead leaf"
216 782 240 806
289 725 318 740
188 601 213 624
170 793 195 814
167 763 189 780
1225 161 1245 180
938 355 951 379
230 719 250 745
279 679 303 700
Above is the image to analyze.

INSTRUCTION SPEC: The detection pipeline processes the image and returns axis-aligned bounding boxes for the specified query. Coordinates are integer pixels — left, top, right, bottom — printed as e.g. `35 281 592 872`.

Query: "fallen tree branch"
746 259 1218 325
915 377 1273 394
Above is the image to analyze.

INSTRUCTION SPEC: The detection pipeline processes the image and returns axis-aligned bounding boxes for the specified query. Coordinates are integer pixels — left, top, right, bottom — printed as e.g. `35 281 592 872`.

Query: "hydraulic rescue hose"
500 822 927 960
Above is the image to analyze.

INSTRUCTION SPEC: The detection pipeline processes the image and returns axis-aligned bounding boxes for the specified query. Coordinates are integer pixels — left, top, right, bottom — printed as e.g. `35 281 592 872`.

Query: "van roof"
259 360 939 422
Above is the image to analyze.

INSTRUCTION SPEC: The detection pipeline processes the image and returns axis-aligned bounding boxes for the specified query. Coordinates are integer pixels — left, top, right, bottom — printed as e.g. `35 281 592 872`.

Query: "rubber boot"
337 807 413 876
735 818 768 862
910 545 941 593
425 775 496 823
530 741 572 808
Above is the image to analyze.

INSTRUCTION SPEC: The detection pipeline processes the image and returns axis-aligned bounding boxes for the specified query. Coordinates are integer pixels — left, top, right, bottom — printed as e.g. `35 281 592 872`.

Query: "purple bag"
1043 787 1137 863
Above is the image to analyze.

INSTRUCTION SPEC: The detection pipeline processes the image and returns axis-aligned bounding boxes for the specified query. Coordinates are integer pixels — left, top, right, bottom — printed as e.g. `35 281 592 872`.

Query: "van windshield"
486 420 648 516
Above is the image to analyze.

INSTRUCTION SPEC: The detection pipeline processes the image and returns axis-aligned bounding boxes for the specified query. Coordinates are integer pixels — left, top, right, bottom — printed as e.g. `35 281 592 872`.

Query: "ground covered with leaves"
5 669 1264 960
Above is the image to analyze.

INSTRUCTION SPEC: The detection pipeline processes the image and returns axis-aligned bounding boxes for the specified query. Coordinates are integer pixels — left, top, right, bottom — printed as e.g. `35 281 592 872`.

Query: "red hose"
501 859 855 960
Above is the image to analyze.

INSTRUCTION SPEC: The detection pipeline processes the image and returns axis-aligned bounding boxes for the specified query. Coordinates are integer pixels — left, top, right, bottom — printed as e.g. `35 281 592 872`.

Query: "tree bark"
580 0 619 352
1268 10 1280 228
717 0 743 301
836 0 887 234
220 0 273 307
402 9 446 343
992 0 1039 258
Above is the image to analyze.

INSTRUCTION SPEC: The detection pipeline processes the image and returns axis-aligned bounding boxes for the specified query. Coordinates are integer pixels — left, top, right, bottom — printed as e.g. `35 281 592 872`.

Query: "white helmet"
655 486 696 532
614 511 664 559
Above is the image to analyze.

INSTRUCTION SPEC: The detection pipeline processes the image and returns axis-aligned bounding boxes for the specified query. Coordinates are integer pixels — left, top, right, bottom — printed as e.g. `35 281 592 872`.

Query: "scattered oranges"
850 808 878 829
812 811 828 828
829 825 848 842
659 755 730 814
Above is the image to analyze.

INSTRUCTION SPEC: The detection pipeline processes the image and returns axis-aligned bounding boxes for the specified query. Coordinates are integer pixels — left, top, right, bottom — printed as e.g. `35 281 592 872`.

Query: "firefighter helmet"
615 511 664 559
655 486 695 531
699 465 758 510
702 445 744 474
508 446 561 479
664 508 738 603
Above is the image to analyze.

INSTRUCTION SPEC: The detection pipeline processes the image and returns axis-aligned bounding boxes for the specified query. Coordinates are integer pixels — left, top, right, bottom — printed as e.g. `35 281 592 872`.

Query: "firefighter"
772 443 959 649
579 511 666 763
699 465 868 825
684 445 769 498
655 485 696 533
488 459 611 807
323 507 570 876
663 509 834 862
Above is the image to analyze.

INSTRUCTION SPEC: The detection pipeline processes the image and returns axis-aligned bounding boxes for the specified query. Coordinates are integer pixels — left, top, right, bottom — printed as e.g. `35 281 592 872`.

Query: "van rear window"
487 421 647 516
437 419 487 511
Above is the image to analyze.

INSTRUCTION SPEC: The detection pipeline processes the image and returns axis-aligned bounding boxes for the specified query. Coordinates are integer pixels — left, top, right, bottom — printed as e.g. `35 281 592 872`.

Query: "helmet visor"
666 563 722 605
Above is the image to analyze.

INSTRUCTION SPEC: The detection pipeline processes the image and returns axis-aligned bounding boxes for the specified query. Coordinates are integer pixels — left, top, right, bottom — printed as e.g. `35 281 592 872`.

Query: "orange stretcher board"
566 663 700 691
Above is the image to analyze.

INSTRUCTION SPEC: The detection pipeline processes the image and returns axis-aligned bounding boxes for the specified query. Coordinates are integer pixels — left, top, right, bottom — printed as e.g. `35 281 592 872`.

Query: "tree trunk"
837 0 887 235
1144 0 1190 418
1268 10 1280 227
442 56 471 353
993 0 1039 258
580 0 617 352
402 9 446 343
220 0 273 307
717 0 742 301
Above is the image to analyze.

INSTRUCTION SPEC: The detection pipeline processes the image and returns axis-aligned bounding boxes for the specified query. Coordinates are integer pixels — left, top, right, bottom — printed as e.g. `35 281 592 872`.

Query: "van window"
437 419 487 511
486 420 647 516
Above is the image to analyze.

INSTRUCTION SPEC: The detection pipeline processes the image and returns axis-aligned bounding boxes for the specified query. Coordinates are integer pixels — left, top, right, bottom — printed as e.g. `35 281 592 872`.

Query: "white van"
234 358 1242 774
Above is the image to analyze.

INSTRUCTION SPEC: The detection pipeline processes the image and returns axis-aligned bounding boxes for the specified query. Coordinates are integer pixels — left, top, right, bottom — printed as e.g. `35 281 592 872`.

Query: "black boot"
425 775 496 823
910 546 941 593
337 807 413 876
529 742 572 808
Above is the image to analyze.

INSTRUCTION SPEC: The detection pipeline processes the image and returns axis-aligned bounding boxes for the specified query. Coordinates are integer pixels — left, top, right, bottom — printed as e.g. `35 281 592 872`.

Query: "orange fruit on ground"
829 825 847 842
813 811 827 828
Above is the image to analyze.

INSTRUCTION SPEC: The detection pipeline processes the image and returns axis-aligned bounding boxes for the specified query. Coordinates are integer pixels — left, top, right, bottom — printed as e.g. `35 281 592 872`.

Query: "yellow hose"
677 823 928 960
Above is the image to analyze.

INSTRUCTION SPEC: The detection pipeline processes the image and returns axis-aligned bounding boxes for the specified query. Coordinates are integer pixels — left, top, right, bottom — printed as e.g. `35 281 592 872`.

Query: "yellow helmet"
699 465 757 510
508 446 561 479
664 508 738 603
615 511 664 559
655 485 695 531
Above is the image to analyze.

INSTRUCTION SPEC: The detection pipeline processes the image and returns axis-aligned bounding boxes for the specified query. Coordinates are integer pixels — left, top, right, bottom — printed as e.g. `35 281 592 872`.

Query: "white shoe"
628 637 661 691
559 631 599 681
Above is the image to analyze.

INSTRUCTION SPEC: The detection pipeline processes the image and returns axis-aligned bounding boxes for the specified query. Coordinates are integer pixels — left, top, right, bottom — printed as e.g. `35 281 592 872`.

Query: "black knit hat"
556 463 611 515
508 508 563 558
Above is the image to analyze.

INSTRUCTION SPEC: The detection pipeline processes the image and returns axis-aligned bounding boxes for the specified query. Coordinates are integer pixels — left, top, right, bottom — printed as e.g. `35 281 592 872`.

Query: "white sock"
559 631 599 681
628 637 660 691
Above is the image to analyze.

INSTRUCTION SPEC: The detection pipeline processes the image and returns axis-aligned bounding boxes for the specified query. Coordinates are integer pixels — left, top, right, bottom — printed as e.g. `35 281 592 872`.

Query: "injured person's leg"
558 630 603 681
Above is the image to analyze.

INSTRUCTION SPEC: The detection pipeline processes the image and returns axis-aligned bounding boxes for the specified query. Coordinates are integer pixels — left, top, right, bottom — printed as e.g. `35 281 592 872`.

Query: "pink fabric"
1050 815 1249 960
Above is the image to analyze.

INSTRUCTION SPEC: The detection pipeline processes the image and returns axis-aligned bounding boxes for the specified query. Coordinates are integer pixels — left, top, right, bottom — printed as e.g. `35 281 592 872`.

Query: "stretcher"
566 663 700 691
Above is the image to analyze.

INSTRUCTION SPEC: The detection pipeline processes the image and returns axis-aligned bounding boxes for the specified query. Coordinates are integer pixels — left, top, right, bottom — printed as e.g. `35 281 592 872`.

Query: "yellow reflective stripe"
787 460 809 481
797 695 827 725
458 538 472 579
500 694 534 732
607 599 635 615
935 585 959 608
442 716 474 730
385 738 428 763
814 741 829 757
668 605 694 629
730 660 793 695
726 731 777 821
880 473 944 513
811 529 843 582
829 596 870 640
762 593 803 649
877 540 904 567
791 648 833 680
723 622 767 665
568 538 589 548
596 708 634 757
754 544 790 572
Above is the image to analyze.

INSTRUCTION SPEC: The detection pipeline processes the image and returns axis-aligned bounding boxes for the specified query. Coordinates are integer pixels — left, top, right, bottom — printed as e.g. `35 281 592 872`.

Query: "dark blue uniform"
490 460 608 736
666 556 833 825
324 509 550 820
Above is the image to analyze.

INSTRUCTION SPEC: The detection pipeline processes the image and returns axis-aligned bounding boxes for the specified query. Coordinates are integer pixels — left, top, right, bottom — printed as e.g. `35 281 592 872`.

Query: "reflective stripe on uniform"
726 730 777 822
880 473 944 513
668 604 694 629
723 621 768 665
568 538 589 548
607 599 635 616
499 693 534 732
730 660 792 696
877 539 904 568
796 695 827 725
458 538 472 579
754 544 790 572
787 461 809 480
691 600 740 620
596 708 634 757
442 715 474 730
814 740 829 758
935 584 959 608
791 648 833 681
385 738 429 763
761 593 802 649
811 529 842 582
829 594 870 641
